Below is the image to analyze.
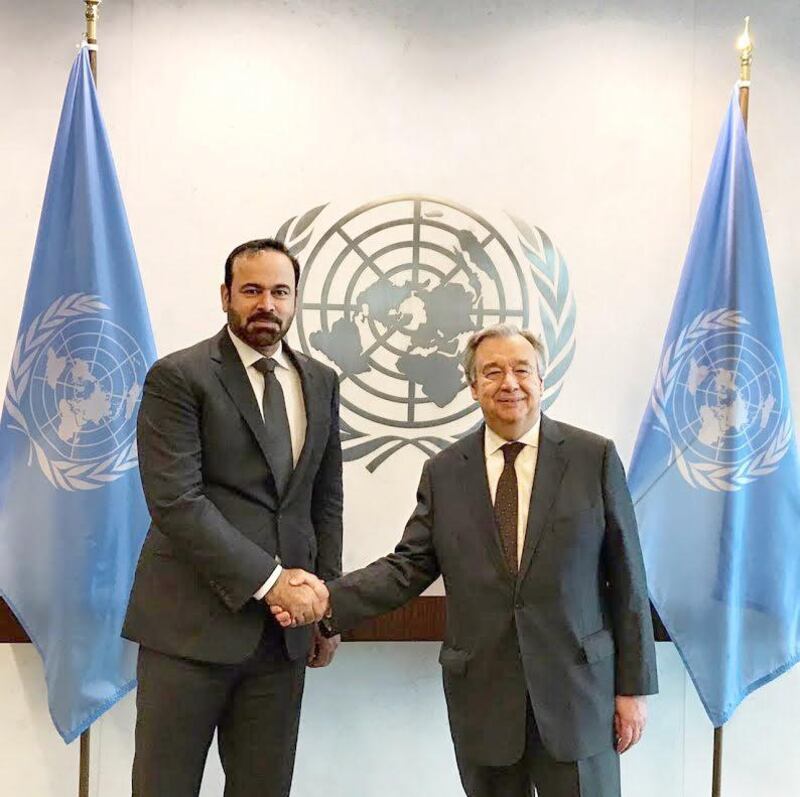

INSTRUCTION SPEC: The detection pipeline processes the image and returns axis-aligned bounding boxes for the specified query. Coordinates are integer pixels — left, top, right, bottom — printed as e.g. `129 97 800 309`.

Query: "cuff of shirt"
253 565 282 601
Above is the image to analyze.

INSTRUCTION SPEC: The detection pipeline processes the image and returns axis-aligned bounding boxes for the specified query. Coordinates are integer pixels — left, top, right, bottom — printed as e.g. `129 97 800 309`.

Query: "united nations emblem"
652 308 793 491
4 294 147 491
277 195 577 469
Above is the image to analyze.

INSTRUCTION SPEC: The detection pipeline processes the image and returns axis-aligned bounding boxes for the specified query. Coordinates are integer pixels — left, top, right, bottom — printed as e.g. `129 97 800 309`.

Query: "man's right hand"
264 569 329 626
269 571 330 628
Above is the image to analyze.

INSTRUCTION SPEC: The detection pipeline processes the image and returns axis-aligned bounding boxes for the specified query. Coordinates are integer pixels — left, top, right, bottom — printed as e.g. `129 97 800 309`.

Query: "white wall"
2 1 799 795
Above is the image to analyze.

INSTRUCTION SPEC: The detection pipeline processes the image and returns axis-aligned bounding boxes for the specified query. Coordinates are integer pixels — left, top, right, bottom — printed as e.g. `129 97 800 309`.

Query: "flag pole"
85 0 100 83
79 726 90 797
711 22 753 797
79 4 101 793
712 725 723 797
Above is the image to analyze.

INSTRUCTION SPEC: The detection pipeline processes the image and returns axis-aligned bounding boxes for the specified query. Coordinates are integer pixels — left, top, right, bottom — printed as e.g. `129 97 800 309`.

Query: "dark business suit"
123 327 342 796
328 415 657 796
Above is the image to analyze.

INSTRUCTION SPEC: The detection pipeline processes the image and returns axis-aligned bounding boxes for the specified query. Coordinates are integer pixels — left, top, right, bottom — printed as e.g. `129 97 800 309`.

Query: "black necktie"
253 357 293 495
494 442 525 575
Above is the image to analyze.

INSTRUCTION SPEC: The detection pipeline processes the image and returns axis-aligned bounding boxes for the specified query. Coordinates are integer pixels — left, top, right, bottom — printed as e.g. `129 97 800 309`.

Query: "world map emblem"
277 196 577 469
4 294 147 491
651 308 793 491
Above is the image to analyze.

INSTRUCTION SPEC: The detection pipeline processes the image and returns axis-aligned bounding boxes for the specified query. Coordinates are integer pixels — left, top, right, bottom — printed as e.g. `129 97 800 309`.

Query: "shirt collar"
227 327 290 371
484 416 541 459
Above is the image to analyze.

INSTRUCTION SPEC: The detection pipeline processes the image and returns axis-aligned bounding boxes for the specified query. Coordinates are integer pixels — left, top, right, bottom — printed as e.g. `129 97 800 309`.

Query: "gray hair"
462 324 546 384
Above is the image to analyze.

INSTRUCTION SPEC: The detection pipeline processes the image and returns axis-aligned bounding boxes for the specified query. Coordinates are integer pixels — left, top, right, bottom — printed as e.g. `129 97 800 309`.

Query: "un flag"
0 47 156 742
628 91 800 726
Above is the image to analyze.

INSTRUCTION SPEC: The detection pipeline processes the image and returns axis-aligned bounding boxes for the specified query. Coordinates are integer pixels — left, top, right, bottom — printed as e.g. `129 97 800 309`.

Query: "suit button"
515 601 523 610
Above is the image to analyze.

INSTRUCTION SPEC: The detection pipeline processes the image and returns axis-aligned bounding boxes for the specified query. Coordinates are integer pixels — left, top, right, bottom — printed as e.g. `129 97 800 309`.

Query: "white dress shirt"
227 328 307 600
484 417 541 566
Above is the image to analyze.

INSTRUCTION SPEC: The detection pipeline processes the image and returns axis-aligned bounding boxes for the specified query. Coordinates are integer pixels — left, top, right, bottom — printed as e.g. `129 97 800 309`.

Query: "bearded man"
123 238 343 797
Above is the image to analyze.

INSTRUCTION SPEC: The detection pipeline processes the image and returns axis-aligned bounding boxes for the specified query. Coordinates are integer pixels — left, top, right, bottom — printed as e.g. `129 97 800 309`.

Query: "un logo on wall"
652 309 793 491
277 196 576 469
5 294 147 491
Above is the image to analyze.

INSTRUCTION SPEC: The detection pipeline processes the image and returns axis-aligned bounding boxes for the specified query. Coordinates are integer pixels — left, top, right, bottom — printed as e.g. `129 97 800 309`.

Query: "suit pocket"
581 628 614 663
439 645 470 676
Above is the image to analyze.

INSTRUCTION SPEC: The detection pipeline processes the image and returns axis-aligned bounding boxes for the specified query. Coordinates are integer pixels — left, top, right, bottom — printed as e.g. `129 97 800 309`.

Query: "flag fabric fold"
628 90 800 726
0 47 156 743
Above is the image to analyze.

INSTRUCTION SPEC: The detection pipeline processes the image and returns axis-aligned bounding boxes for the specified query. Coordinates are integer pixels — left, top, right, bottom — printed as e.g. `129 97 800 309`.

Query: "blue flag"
628 91 800 726
0 47 156 743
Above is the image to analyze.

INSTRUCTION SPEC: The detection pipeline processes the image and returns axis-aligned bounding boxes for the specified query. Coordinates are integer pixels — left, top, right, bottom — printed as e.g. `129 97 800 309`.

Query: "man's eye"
514 369 532 378
484 370 502 380
274 289 290 298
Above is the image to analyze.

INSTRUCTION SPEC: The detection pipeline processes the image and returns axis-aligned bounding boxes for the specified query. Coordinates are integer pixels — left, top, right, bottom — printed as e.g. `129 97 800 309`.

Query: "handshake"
265 568 331 628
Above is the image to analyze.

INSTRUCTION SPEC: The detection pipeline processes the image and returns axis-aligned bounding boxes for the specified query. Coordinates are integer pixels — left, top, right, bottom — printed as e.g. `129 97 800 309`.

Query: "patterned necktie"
253 357 293 495
494 442 525 575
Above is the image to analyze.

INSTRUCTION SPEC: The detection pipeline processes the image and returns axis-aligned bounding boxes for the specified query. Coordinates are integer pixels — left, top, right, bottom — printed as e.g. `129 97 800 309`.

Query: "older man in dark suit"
276 324 657 797
123 238 342 797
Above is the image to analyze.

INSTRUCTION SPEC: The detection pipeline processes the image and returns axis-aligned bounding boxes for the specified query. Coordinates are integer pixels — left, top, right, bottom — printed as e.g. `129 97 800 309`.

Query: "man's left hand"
614 695 648 753
307 625 340 668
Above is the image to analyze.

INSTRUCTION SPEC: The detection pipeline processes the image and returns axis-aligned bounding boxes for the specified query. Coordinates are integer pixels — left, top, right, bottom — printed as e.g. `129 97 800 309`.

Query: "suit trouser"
132 621 305 797
455 700 620 797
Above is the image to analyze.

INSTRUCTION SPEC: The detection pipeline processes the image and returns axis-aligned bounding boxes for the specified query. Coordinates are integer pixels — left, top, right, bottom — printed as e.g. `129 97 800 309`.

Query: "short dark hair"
224 238 300 291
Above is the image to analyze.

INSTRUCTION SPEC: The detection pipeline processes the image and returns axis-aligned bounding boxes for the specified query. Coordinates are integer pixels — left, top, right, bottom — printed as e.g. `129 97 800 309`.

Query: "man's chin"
494 409 537 432
496 408 528 422
241 329 283 350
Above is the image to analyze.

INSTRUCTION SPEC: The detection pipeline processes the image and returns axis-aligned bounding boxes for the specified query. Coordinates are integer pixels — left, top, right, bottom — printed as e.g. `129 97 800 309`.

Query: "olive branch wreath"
4 293 139 491
277 207 577 471
511 217 577 412
650 308 793 492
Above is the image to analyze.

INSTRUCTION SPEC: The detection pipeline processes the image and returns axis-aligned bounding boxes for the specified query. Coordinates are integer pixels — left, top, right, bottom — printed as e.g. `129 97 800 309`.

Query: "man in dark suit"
276 324 657 797
123 238 343 797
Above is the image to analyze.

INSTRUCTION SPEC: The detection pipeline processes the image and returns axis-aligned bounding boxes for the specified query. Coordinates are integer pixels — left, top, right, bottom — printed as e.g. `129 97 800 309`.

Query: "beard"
227 307 293 352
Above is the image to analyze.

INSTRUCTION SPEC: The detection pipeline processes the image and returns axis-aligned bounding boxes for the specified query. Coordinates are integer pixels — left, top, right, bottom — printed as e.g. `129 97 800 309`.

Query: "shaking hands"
264 568 330 627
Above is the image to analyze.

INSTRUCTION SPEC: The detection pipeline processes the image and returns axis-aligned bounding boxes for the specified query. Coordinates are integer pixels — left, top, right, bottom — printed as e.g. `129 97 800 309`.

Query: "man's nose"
256 293 275 312
500 370 520 390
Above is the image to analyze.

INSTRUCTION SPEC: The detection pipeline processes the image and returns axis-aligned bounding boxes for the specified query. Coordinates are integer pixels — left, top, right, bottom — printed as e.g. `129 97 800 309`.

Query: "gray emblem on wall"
277 195 576 470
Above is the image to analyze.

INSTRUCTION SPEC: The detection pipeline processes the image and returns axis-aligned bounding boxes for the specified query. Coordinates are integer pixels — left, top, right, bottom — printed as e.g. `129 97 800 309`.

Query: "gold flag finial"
737 16 753 82
85 0 101 44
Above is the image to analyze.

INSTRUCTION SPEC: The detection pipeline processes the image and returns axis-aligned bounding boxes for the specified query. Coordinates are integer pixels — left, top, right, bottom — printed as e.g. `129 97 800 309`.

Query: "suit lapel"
517 415 566 584
459 426 512 580
211 327 278 474
282 343 319 505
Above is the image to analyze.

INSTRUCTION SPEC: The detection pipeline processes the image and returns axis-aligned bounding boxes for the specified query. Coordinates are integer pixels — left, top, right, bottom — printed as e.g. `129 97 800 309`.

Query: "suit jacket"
328 416 657 765
123 327 343 664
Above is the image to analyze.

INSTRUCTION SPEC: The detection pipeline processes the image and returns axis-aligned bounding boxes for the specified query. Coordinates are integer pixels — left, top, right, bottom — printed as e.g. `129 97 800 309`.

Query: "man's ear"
470 381 479 401
220 284 230 312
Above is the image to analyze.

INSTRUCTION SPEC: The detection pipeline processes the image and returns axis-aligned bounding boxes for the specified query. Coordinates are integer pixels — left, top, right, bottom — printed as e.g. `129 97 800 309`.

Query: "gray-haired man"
276 323 657 797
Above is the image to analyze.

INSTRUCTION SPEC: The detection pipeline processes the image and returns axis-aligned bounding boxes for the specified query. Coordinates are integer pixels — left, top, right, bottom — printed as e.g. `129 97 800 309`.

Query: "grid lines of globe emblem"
28 318 147 462
296 196 530 432
670 330 784 464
